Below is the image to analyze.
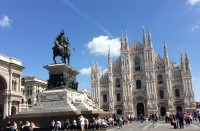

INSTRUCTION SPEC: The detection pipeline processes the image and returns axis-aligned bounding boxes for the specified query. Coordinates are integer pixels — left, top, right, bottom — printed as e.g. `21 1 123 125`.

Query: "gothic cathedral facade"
91 27 196 116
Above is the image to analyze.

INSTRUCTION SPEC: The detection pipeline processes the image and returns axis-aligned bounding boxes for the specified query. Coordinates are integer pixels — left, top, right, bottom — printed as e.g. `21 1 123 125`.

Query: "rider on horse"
53 30 71 64
55 30 69 51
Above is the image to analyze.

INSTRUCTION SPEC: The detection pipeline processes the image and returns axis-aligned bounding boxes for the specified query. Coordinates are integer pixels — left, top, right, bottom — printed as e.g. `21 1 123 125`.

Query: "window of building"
27 90 29 96
117 93 121 101
175 89 180 98
103 94 107 102
136 80 142 89
135 57 141 71
115 78 121 87
21 98 24 104
159 90 164 99
30 90 32 96
157 75 164 84
28 99 32 105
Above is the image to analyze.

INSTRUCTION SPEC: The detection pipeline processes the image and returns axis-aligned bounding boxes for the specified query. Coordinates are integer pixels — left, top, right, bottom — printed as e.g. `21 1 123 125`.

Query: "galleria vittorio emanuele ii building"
91 27 196 116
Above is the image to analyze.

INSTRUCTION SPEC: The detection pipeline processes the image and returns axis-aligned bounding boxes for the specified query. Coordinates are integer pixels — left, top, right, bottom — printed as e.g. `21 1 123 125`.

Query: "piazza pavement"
106 120 200 131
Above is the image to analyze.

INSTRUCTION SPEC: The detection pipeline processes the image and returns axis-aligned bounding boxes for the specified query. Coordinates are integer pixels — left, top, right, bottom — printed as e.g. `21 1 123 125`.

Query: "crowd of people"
2 110 200 131
4 120 37 131
165 110 200 129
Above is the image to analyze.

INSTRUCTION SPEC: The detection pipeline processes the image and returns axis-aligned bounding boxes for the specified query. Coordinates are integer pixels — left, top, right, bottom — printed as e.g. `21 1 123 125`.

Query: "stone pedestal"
44 64 79 90
21 88 100 114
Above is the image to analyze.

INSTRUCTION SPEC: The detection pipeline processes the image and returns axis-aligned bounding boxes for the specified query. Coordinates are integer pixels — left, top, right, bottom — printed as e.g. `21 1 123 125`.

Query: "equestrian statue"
52 30 72 65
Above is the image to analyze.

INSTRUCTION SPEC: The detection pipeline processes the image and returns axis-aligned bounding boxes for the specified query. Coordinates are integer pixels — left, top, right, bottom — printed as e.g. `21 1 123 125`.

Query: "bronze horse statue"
52 38 70 65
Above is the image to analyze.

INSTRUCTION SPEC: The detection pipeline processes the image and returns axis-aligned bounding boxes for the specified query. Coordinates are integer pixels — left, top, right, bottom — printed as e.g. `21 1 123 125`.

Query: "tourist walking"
198 110 200 123
118 117 123 129
51 120 56 131
176 110 184 129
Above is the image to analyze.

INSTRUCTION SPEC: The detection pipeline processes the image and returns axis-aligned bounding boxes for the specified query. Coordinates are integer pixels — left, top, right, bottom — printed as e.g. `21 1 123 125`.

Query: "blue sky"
0 0 200 101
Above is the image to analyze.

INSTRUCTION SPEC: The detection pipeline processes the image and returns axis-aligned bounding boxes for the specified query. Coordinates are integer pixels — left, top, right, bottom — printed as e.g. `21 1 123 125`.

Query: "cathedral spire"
164 38 168 58
181 53 185 71
120 32 124 51
185 49 191 71
108 45 111 64
108 46 112 73
143 26 147 46
148 27 153 48
125 31 129 48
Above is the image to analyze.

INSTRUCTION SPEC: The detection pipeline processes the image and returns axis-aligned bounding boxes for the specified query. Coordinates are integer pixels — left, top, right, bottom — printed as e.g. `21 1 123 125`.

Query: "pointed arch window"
117 93 121 101
175 89 180 98
115 78 121 87
136 80 142 89
157 74 164 84
159 90 164 99
103 94 107 102
135 57 141 71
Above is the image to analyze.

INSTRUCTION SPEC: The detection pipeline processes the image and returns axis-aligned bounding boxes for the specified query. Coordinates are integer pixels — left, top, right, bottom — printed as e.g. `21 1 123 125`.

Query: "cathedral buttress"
144 27 158 114
91 62 101 108
182 50 196 112
164 40 173 112
108 47 114 113
121 32 133 115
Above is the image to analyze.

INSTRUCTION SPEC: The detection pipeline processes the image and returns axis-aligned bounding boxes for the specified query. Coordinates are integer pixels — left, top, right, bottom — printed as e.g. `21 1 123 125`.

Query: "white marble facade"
91 28 196 116
0 54 47 118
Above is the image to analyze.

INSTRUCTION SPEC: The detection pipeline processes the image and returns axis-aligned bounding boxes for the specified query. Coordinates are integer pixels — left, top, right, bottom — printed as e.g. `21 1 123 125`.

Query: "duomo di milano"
0 27 196 119
91 27 196 116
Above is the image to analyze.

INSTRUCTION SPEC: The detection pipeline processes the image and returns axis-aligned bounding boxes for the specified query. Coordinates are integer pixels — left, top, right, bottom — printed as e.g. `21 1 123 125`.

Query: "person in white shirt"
79 115 85 131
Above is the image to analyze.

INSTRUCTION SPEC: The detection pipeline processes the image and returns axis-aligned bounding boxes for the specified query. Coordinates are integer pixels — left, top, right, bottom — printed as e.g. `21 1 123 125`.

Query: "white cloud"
190 25 200 31
79 67 91 75
187 0 200 5
0 15 11 28
102 68 108 74
87 36 120 57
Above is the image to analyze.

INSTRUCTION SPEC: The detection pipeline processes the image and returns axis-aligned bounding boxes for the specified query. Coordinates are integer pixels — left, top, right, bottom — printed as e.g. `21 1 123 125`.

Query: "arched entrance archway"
0 75 7 118
137 103 144 116
117 109 122 115
176 106 182 112
0 75 6 91
160 107 166 116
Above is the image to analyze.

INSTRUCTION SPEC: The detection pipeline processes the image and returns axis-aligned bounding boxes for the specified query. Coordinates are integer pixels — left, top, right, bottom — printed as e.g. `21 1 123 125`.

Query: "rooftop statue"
52 30 71 65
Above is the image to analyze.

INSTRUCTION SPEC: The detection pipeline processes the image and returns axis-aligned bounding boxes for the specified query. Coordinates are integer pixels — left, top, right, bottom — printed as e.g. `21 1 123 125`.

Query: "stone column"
9 71 13 90
8 100 12 115
18 101 21 113
18 75 21 92
3 97 8 118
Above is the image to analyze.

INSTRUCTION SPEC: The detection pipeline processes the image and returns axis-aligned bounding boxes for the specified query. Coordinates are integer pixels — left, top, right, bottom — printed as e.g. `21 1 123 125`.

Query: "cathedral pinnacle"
164 38 168 58
148 27 153 48
120 32 124 50
125 31 129 48
143 26 147 46
181 53 185 71
185 49 190 71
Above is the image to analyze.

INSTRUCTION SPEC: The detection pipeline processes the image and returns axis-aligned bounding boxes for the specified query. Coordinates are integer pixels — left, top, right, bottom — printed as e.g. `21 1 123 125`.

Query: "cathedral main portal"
137 103 144 116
